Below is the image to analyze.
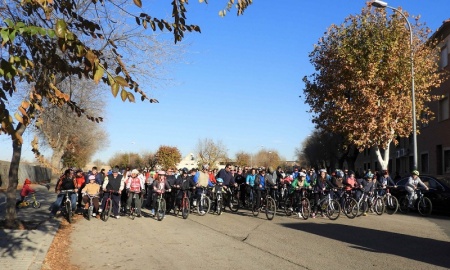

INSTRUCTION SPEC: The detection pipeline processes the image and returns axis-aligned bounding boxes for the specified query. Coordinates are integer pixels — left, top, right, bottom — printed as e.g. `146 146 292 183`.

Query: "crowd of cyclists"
48 163 427 221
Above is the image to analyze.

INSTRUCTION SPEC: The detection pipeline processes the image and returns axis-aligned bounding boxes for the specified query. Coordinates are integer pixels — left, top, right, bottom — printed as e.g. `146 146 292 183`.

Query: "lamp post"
371 0 418 170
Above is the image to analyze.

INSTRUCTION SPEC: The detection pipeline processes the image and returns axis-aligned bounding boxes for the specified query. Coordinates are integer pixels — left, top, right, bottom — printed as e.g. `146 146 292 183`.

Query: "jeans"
51 192 77 215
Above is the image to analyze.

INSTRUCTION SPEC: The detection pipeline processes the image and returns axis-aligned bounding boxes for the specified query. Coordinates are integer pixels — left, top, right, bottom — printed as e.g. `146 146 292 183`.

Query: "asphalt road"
70 207 450 270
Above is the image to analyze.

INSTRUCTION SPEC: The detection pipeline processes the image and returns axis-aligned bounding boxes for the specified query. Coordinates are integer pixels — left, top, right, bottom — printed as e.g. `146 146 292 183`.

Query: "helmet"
24 178 31 185
131 169 139 175
299 172 306 177
335 170 344 178
182 167 189 174
216 178 223 183
411 170 419 176
89 175 96 180
319 169 327 174
365 172 374 179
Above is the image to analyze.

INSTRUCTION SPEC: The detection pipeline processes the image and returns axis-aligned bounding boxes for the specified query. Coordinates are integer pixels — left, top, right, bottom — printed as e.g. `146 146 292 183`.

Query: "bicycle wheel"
198 196 210 216
66 201 72 223
284 197 293 216
326 200 341 220
251 197 259 217
182 197 190 219
33 201 41 208
357 200 368 217
373 197 385 215
157 198 166 221
265 197 276 220
229 193 239 212
398 196 409 214
343 198 358 219
88 206 93 221
301 198 310 220
417 197 432 216
217 198 223 215
384 195 399 215
102 199 111 222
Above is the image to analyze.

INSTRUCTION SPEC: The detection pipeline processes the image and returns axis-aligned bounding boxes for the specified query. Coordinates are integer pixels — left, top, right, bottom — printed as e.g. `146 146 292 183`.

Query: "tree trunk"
374 143 391 170
6 125 26 228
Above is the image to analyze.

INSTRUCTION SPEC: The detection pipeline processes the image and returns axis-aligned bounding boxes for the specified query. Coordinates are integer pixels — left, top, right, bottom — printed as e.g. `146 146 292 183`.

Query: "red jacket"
21 184 35 197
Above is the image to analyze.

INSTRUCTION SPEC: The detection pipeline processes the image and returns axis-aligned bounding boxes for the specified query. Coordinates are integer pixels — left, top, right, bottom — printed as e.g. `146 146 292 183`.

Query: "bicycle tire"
398 196 409 214
157 198 166 221
357 200 368 217
343 198 358 219
198 196 210 216
265 197 276 220
384 195 398 215
33 201 41 208
326 200 341 220
102 199 111 222
182 197 190 219
301 198 310 220
66 200 72 223
251 197 259 217
229 193 240 212
374 197 385 215
88 206 93 221
217 198 223 215
284 197 293 216
417 197 432 216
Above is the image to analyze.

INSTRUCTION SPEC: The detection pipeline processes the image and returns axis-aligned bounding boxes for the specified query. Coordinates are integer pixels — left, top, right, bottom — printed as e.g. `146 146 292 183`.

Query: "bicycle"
59 189 76 223
84 193 99 221
155 192 167 221
368 189 385 215
340 189 358 219
100 190 115 222
399 188 432 216
192 187 211 216
128 191 141 220
226 185 239 213
17 192 41 209
285 187 310 220
210 183 224 215
314 190 341 220
252 189 277 220
381 186 399 215
176 189 190 219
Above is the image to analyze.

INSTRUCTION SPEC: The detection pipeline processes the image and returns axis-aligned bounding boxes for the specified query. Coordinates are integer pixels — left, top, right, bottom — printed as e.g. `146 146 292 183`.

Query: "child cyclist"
82 175 101 217
16 179 35 207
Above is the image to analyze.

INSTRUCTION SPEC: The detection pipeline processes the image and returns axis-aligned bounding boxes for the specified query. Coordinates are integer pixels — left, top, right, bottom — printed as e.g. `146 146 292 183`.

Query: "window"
440 46 448 68
439 96 449 121
445 150 450 174
421 153 429 174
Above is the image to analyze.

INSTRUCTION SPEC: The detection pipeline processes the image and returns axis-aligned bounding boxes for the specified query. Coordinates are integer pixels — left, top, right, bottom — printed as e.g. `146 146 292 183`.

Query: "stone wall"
0 161 52 189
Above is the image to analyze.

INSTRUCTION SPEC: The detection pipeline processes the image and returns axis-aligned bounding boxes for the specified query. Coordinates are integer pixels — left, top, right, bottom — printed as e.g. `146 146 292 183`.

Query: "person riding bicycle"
82 175 101 217
126 169 145 217
344 170 362 200
16 178 35 208
406 170 428 208
246 168 257 204
312 169 334 218
359 172 377 216
217 164 237 206
254 168 268 209
290 172 306 215
194 164 210 214
175 168 195 211
50 169 78 217
378 170 397 195
100 167 124 219
151 171 171 216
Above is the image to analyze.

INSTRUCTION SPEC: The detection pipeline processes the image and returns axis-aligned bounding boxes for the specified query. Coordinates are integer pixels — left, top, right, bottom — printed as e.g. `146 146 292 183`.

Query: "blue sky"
1 0 449 163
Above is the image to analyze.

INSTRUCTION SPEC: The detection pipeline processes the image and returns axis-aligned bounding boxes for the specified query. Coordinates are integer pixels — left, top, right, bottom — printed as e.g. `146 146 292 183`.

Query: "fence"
0 160 52 189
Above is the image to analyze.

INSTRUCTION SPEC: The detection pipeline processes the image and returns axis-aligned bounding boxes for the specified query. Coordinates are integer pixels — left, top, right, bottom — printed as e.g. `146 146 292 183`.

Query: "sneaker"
298 212 302 218
137 214 141 218
311 213 316 218
363 212 367 216
92 213 96 217
98 208 103 213
115 215 120 219
193 200 197 207
151 209 155 216
200 210 206 215
288 207 293 212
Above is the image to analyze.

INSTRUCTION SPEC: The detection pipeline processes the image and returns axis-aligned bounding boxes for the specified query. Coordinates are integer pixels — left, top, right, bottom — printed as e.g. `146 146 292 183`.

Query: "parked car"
392 175 450 214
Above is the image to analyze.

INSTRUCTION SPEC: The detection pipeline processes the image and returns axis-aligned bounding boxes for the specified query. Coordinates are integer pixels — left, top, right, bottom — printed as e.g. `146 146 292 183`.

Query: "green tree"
303 4 446 171
155 146 182 170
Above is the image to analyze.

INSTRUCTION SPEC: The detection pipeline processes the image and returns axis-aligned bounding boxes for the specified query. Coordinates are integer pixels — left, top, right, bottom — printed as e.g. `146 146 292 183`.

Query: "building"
355 19 450 178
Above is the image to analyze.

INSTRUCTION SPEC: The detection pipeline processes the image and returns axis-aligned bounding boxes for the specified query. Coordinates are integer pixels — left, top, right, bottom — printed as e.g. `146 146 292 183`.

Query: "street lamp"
371 0 418 170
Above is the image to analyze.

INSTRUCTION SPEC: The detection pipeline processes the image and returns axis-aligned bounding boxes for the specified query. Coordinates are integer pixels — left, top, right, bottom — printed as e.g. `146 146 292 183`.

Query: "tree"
155 146 182 170
254 149 281 170
303 4 446 171
196 138 228 168
235 151 251 168
0 0 254 228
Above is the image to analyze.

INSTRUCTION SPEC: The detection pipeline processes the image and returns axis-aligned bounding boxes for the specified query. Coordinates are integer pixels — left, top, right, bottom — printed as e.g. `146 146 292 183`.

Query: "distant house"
176 153 198 170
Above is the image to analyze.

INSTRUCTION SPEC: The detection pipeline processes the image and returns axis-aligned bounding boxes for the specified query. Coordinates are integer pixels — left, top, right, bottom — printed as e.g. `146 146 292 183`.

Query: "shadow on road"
280 222 450 269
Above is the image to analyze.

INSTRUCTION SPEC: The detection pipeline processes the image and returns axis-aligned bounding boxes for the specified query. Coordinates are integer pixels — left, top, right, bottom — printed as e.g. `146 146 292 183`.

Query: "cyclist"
81 175 101 217
254 168 267 209
312 169 333 218
359 172 377 216
406 170 428 208
234 168 246 206
246 168 257 203
50 169 78 217
166 168 177 213
75 169 85 213
194 165 210 214
126 169 145 217
344 170 361 200
290 171 306 215
175 168 195 211
16 178 35 208
100 167 124 219
217 164 237 206
151 171 171 216
378 170 396 195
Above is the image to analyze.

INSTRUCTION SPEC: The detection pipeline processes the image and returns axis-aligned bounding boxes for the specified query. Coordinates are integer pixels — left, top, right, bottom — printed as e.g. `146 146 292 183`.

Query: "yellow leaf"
133 0 142 8
21 101 30 109
120 89 128 102
127 92 135 103
111 83 119 97
55 19 67 38
93 65 104 84
14 112 23 124
114 76 129 87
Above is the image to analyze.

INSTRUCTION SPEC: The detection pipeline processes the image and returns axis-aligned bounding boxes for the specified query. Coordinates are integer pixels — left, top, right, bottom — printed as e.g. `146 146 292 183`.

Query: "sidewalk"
0 184 59 270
